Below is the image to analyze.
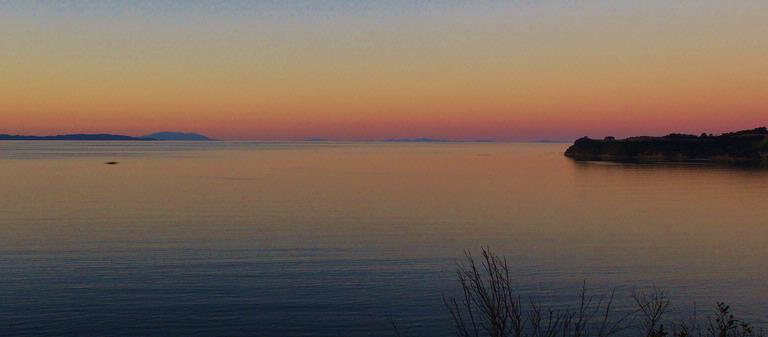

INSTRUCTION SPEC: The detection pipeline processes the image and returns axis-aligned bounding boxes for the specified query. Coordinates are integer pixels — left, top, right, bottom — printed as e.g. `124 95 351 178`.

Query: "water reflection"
0 142 766 336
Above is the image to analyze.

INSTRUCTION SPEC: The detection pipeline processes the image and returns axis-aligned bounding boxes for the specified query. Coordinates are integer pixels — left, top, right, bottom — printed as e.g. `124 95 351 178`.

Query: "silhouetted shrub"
442 248 764 337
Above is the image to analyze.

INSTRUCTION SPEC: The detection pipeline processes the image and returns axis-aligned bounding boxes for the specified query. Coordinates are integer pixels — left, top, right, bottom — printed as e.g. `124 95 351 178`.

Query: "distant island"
565 127 768 163
383 138 496 143
142 132 215 141
383 138 451 143
0 131 215 141
0 134 153 141
303 138 496 143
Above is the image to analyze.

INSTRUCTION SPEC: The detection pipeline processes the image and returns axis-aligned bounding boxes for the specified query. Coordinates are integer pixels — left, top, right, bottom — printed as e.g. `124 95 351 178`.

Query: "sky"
1 0 766 141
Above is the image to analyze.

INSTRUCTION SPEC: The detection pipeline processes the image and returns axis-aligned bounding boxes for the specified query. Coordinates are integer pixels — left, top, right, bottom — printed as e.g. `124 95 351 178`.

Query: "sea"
1 141 766 336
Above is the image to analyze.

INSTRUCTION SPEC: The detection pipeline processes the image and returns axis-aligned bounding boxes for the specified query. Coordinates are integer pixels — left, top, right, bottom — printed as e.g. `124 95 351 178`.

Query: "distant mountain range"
0 134 153 141
383 138 451 143
0 131 214 141
142 132 215 141
302 137 497 143
384 138 496 143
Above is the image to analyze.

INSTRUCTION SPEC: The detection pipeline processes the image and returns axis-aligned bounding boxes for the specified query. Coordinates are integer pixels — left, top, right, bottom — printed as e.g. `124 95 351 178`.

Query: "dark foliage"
442 248 764 337
564 127 768 163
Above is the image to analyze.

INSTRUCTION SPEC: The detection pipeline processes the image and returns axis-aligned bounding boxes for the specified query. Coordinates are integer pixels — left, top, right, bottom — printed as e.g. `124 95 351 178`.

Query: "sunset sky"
1 1 766 141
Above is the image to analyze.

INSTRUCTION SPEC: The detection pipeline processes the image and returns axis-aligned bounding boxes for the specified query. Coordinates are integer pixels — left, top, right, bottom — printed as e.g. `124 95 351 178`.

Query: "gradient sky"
1 1 766 140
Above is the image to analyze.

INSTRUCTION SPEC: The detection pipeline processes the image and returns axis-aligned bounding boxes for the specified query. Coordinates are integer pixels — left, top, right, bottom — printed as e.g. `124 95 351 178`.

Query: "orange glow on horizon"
1 1 766 140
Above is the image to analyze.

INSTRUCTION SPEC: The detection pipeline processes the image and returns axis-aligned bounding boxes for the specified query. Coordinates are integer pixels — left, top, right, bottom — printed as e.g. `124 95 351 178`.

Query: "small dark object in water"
105 161 119 165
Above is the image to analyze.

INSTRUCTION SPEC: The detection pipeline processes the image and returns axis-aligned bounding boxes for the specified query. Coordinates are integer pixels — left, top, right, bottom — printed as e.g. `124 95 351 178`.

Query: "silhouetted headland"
0 134 154 141
565 127 768 163
142 132 215 141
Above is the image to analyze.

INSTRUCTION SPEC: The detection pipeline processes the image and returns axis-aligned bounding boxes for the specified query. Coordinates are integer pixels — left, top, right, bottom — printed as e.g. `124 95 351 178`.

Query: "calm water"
1 141 767 336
